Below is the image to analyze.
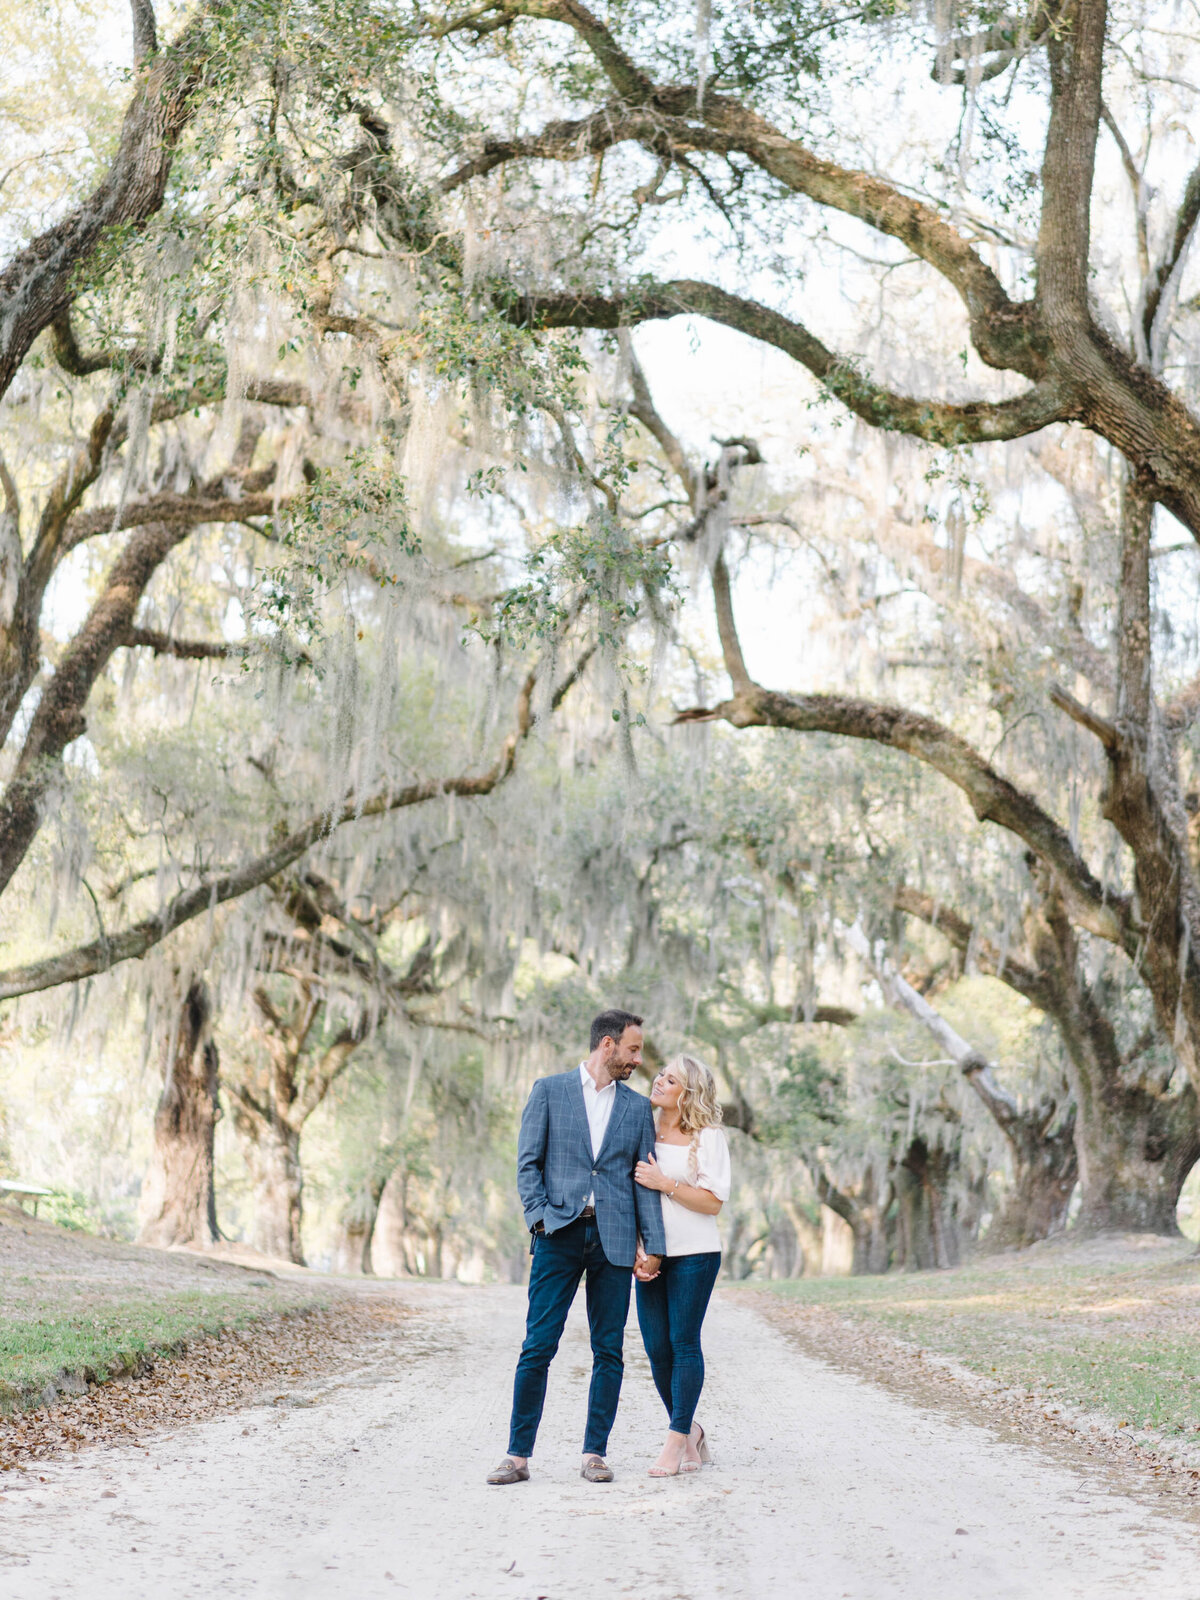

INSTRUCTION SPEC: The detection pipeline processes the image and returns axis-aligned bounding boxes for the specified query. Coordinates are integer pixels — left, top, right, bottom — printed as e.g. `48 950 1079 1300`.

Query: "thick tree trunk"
981 1117 1078 1252
780 1196 824 1277
241 1117 304 1264
859 914 1080 1256
332 1159 401 1275
1098 475 1200 1097
960 1061 1078 1253
138 981 220 1248
850 1208 893 1275
892 1137 966 1270
370 1171 424 1277
819 1204 855 1275
230 981 375 1266
1072 1085 1200 1234
815 1165 894 1274
762 1204 807 1278
1025 881 1200 1234
894 880 1196 1240
331 1184 380 1276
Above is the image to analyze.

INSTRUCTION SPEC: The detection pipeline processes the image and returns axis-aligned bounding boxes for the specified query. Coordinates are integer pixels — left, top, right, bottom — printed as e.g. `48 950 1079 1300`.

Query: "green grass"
0 1212 328 1414
751 1241 1200 1439
0 1286 318 1412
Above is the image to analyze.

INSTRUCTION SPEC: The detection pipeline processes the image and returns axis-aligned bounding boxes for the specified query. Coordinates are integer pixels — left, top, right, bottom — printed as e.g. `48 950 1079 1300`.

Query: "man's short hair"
590 1009 643 1052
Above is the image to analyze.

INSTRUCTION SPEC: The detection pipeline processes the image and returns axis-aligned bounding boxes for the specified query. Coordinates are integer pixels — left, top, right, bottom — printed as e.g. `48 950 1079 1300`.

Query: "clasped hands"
633 1150 666 1281
634 1244 661 1282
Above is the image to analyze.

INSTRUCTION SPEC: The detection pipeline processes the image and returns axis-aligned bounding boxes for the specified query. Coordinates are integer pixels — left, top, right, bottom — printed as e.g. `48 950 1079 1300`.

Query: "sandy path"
2 1282 1198 1599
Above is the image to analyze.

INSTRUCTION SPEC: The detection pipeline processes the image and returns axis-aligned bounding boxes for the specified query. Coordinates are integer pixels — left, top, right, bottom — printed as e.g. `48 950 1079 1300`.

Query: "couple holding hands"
488 1009 731 1485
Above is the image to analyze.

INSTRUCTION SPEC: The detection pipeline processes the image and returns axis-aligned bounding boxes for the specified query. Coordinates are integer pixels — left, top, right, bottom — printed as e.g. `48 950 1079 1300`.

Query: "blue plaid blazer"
516 1069 666 1269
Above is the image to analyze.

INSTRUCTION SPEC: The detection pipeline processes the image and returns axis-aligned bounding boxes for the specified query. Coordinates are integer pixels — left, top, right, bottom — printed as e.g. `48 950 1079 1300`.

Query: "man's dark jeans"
634 1250 721 1435
508 1214 632 1459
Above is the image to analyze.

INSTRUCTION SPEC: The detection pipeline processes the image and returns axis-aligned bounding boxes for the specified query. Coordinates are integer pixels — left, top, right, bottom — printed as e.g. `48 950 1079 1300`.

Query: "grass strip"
0 1286 323 1414
754 1245 1200 1439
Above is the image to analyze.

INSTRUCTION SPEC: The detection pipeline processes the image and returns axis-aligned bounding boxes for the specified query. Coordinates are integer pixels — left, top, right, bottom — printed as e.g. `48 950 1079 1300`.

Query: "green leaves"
482 513 675 650
759 1045 844 1146
254 444 418 656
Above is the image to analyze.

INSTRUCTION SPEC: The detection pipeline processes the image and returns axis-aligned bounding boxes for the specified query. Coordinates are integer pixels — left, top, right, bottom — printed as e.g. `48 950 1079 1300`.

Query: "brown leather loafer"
580 1456 614 1482
487 1457 530 1485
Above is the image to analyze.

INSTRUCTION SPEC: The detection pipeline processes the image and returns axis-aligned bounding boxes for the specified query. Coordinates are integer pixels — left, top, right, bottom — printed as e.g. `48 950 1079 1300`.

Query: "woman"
633 1053 731 1477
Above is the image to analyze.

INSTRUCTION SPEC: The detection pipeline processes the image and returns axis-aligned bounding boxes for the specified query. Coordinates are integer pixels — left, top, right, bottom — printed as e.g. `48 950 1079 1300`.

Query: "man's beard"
610 1061 636 1080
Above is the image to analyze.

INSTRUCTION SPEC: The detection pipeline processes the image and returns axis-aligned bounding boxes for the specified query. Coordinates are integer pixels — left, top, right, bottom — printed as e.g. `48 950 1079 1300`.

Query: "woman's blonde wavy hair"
656 1054 723 1182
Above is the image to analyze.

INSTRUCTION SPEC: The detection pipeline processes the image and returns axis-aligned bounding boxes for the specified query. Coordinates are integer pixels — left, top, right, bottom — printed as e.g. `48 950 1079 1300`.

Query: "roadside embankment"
0 1207 411 1470
750 1233 1200 1491
0 1206 324 1416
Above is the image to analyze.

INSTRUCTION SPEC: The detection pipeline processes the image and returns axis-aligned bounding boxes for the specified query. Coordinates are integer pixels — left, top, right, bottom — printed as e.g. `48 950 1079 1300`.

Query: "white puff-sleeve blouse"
652 1126 732 1257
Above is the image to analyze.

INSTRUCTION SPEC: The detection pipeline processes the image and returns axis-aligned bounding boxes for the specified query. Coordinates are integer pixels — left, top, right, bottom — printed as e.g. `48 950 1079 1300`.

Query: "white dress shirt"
579 1062 616 1205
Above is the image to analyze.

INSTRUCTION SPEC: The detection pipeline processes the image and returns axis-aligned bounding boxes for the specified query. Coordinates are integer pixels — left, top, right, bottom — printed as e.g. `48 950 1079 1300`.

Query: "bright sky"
631 317 832 693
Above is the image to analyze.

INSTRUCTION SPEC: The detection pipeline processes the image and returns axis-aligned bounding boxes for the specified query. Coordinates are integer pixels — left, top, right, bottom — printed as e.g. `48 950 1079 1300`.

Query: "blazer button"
592 1168 597 1175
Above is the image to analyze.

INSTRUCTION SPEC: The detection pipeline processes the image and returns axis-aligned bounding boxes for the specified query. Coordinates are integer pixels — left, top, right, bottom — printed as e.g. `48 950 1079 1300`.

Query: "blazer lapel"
596 1082 632 1161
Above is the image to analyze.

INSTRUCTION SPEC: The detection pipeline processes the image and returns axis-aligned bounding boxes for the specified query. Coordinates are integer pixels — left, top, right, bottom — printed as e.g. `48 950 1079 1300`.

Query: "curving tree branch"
426 0 1200 537
436 0 654 101
0 518 197 895
0 15 206 400
123 627 233 660
676 683 1130 948
519 281 1066 446
63 485 292 554
892 884 1049 1008
0 647 590 1000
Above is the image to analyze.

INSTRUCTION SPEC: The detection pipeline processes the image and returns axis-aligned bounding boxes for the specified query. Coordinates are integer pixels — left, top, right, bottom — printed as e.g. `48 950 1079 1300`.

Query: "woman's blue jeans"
635 1251 721 1435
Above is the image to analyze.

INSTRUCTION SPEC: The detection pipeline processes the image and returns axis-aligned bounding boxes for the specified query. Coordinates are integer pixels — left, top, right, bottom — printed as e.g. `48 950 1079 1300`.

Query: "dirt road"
2 1282 1198 1599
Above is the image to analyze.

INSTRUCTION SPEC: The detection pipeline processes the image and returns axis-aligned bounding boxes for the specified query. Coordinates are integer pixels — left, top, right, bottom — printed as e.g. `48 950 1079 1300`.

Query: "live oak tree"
12 0 1200 1259
0 2 662 1251
673 421 1200 1233
0 0 612 1253
0 335 570 1248
603 348 1200 1234
227 863 502 1263
850 924 1079 1250
233 974 377 1265
668 480 1200 1234
894 878 1200 1233
394 0 1200 1216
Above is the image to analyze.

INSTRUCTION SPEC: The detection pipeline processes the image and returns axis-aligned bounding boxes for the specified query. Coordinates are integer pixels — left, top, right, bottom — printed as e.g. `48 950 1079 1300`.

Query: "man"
487 1009 666 1485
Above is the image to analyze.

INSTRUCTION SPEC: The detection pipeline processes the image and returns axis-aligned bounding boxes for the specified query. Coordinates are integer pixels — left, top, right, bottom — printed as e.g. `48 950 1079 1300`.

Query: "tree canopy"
5 0 1200 1271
